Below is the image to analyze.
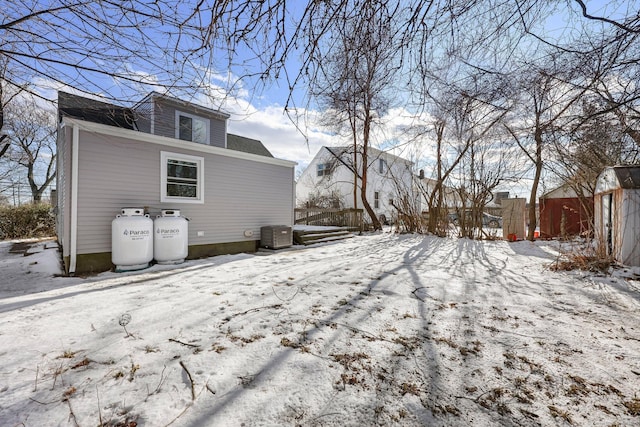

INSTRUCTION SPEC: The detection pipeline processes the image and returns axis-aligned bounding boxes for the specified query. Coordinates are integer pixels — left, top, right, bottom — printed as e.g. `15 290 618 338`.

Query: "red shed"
539 184 593 238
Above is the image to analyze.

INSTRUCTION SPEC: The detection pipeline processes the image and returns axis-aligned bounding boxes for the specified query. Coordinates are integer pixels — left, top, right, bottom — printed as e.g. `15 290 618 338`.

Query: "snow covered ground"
0 233 639 426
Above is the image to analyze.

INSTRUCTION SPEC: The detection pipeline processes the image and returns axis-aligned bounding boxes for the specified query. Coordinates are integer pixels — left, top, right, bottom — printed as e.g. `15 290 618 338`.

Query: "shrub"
549 240 612 273
0 203 56 240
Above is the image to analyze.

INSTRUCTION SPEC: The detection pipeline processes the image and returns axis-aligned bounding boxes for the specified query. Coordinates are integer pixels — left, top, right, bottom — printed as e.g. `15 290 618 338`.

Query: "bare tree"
416 114 470 236
439 86 510 238
1 2 220 101
0 57 24 159
4 97 56 203
552 97 640 191
504 59 593 241
308 1 399 230
546 95 640 235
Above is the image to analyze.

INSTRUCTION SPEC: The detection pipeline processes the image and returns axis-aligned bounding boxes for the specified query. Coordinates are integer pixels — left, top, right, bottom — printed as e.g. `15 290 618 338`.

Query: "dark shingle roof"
227 134 273 157
613 166 640 189
58 91 136 129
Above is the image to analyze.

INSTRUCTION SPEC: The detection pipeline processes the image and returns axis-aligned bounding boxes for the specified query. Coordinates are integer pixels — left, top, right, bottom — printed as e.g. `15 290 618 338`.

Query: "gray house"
56 92 296 274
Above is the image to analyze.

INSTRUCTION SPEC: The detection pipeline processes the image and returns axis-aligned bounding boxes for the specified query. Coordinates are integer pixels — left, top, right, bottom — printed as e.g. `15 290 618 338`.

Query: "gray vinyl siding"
210 115 226 147
150 98 226 148
73 128 293 256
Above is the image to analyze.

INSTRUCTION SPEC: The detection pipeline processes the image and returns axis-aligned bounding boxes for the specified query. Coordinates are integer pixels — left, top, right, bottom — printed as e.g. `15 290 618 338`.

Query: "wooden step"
293 226 353 245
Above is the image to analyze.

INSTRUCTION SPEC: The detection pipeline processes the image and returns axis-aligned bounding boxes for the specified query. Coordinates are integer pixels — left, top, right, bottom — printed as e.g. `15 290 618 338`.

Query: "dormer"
133 92 230 148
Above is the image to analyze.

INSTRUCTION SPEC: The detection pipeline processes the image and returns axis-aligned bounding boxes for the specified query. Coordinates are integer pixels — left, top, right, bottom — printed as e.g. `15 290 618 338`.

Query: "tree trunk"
360 141 381 230
427 125 443 234
353 133 358 210
361 112 381 231
527 128 543 241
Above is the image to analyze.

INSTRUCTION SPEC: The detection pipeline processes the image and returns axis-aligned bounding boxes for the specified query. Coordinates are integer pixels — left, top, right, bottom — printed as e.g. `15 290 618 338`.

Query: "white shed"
594 166 640 267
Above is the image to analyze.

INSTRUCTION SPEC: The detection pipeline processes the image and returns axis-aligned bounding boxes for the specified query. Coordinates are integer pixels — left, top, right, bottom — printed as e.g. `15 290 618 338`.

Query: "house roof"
59 92 274 156
227 134 273 157
613 165 640 189
323 145 413 165
325 146 357 174
58 91 137 129
540 183 593 199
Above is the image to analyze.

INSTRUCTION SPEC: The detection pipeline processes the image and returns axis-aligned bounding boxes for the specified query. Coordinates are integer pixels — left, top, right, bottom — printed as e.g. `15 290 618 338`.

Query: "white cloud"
226 106 334 172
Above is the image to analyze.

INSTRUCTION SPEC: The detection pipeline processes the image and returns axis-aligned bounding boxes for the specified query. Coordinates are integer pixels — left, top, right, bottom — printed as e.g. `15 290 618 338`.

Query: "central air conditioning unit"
260 225 292 249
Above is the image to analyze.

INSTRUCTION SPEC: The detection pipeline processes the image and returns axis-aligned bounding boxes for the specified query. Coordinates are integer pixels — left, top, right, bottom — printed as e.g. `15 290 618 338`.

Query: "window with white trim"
374 191 380 209
175 111 210 144
317 162 332 177
161 151 204 203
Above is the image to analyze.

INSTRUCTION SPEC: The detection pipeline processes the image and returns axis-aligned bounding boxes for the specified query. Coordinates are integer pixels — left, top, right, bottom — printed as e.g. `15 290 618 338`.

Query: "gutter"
69 124 79 274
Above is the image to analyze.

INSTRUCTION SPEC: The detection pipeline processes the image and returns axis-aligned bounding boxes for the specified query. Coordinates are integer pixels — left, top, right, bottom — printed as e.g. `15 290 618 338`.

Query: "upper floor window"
379 158 387 174
161 151 204 204
176 111 209 145
317 162 333 177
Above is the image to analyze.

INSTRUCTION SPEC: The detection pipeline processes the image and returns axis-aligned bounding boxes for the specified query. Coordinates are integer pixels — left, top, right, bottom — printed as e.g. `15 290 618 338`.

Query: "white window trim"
161 151 205 204
175 110 210 144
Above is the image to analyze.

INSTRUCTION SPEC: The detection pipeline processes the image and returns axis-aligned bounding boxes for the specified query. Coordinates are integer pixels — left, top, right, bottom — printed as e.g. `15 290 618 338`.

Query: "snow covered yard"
0 234 639 426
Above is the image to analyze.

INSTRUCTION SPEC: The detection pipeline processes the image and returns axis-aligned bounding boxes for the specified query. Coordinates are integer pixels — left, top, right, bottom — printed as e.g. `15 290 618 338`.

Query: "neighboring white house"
296 146 414 223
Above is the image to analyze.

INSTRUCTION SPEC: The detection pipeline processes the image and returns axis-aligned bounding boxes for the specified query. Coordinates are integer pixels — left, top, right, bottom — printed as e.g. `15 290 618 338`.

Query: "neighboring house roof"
58 91 137 129
321 145 413 166
541 183 593 199
227 134 273 157
325 146 357 175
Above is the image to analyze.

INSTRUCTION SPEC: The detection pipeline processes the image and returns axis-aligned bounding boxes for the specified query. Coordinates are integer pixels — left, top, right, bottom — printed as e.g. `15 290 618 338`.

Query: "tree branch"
573 0 640 34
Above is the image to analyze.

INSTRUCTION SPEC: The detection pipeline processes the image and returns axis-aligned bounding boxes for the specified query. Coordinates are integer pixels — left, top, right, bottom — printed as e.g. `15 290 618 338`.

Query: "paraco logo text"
123 229 151 236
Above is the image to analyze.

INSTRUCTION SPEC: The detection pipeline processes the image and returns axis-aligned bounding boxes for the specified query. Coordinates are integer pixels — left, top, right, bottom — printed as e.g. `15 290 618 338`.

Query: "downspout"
69 124 79 275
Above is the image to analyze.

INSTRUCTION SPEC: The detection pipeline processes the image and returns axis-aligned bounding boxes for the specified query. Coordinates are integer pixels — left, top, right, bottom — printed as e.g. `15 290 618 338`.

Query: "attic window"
176 111 209 144
317 163 332 177
161 151 204 203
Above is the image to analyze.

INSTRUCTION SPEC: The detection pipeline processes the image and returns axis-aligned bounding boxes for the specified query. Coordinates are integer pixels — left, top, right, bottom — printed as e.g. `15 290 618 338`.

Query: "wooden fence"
294 208 363 231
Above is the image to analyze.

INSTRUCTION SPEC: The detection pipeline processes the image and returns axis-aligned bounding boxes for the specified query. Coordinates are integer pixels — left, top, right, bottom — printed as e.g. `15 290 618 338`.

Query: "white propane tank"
111 208 153 271
154 209 188 264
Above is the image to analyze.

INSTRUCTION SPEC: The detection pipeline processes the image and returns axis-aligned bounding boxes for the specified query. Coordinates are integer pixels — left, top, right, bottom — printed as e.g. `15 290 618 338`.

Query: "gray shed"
594 166 640 266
